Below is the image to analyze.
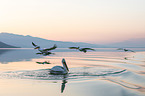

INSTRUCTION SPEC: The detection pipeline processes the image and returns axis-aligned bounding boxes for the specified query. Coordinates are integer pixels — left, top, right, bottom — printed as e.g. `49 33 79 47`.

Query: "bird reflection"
117 48 135 52
61 75 68 93
36 61 51 64
0 49 12 55
124 57 128 60
0 49 42 63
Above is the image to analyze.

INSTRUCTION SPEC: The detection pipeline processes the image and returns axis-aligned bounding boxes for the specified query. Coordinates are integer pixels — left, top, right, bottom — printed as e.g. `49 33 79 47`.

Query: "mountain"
0 41 19 48
0 32 106 48
107 38 145 48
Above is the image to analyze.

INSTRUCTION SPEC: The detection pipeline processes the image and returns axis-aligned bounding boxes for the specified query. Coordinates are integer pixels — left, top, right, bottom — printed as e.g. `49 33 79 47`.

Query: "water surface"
0 48 145 96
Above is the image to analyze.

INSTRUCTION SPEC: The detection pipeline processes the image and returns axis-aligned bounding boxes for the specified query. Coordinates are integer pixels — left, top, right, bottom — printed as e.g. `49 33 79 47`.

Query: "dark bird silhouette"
61 79 67 93
124 57 128 60
36 61 51 64
69 47 80 49
69 47 95 53
117 48 135 52
32 42 57 55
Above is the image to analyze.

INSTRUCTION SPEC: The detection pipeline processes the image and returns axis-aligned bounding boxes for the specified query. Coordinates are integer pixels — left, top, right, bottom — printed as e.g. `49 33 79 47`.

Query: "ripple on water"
0 67 127 80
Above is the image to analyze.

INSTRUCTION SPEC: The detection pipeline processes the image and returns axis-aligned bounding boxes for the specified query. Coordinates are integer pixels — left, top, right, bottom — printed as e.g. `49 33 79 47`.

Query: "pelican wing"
32 42 38 47
32 42 40 49
36 62 43 64
127 49 135 52
69 47 79 49
81 49 87 53
44 61 51 64
82 48 95 51
43 44 57 51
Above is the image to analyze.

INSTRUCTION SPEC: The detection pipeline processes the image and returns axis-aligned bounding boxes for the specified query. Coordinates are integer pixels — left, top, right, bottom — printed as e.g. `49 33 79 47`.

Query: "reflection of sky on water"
0 48 114 64
0 49 42 64
0 48 145 96
0 48 145 64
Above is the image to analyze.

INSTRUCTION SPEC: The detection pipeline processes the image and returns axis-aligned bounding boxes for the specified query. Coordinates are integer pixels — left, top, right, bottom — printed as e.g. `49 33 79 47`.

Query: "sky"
0 0 145 44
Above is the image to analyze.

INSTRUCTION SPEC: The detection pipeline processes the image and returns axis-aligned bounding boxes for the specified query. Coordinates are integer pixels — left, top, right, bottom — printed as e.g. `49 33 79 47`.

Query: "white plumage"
32 42 57 55
50 58 69 75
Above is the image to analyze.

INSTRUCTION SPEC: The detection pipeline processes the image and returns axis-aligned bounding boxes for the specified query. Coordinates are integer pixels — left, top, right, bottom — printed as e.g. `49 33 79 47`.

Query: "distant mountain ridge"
0 41 19 48
0 32 106 48
1 32 144 48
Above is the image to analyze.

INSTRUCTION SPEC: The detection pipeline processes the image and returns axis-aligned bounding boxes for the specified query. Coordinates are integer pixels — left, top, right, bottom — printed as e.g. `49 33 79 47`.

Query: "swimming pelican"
50 58 69 75
117 48 135 52
32 42 57 55
69 47 95 53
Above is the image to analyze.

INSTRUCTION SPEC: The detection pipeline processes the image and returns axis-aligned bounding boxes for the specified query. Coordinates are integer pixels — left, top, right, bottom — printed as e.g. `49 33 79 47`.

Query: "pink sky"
0 0 145 44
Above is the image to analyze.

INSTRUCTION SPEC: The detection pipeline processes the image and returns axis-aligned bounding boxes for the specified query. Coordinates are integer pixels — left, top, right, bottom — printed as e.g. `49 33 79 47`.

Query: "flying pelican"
117 48 135 52
50 58 69 75
32 42 57 55
69 47 80 49
69 47 95 53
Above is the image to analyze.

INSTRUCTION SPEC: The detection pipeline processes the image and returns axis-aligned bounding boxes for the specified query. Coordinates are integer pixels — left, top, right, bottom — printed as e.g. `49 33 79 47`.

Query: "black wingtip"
32 42 34 45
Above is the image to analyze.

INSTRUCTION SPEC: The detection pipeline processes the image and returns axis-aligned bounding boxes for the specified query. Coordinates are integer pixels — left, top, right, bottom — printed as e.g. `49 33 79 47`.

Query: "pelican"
32 42 57 55
50 58 69 75
69 46 95 53
117 48 135 52
69 47 80 49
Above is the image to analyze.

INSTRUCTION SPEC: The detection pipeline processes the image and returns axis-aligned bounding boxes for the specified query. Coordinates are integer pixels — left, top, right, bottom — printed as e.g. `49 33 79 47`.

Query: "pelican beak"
34 47 39 49
62 59 69 72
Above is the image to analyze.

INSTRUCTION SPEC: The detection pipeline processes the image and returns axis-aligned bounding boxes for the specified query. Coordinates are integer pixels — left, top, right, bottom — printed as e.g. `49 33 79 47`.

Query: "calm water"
0 48 145 96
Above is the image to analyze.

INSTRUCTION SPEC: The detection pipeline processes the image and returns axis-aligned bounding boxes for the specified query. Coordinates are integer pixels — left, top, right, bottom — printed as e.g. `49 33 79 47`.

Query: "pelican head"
62 58 69 72
34 46 40 49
